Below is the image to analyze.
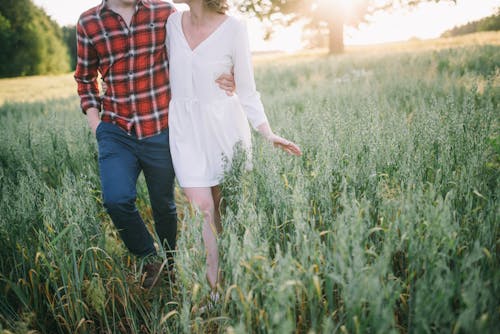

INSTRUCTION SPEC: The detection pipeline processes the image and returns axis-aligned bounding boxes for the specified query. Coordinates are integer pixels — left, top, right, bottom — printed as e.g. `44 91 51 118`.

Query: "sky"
33 0 499 51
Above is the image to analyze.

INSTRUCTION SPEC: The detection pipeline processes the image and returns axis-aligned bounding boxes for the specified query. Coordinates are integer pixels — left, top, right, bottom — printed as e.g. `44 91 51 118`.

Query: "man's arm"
215 69 235 96
74 19 101 133
85 107 101 135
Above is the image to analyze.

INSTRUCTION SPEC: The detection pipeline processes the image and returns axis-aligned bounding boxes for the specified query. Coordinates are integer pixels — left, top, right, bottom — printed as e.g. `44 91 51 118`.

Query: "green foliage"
0 42 499 333
0 14 13 73
0 0 70 77
62 26 77 71
442 10 500 37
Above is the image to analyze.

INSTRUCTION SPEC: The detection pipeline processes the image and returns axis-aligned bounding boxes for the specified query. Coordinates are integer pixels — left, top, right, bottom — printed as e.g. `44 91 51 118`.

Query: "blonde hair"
204 0 229 14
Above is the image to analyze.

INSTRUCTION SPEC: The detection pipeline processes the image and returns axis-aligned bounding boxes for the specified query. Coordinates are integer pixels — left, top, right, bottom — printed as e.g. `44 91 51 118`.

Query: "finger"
217 84 235 96
288 142 301 153
217 82 232 90
285 144 300 155
279 141 302 156
279 139 294 148
284 147 298 156
291 144 302 156
275 143 290 152
218 80 235 90
216 74 232 82
275 140 290 148
291 146 302 156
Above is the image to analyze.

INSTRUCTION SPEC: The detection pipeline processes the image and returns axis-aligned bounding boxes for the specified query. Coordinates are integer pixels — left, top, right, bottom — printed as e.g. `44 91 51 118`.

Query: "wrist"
263 132 275 141
256 122 273 140
86 108 100 122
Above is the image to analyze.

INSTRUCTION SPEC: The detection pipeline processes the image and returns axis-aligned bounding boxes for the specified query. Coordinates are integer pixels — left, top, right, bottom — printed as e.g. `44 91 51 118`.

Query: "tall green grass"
0 41 499 333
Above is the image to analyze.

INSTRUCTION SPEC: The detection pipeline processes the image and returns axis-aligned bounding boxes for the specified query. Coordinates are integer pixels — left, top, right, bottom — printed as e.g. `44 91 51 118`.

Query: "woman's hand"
257 122 302 156
268 134 302 156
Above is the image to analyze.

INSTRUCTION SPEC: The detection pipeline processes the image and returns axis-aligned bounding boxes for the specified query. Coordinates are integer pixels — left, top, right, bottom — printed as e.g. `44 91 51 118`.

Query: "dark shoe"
165 267 176 284
141 261 176 289
141 262 165 289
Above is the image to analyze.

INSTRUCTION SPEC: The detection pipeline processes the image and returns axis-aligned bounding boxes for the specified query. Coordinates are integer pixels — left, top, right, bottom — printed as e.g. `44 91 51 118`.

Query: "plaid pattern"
74 0 175 139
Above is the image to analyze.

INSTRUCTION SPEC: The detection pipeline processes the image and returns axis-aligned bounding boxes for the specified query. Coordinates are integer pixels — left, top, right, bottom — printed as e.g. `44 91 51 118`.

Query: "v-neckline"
180 11 229 53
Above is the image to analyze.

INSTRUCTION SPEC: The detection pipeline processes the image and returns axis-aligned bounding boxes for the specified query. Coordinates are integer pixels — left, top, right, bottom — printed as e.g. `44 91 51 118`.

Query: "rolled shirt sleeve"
74 19 101 114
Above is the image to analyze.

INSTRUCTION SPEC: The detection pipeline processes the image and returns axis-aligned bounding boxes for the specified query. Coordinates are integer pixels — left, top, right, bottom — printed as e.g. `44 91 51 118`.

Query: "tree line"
441 9 500 37
0 0 75 78
1 0 498 78
237 0 460 54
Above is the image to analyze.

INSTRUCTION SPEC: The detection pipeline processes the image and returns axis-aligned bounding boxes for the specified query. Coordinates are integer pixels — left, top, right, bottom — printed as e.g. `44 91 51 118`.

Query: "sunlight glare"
312 0 350 12
346 0 499 45
31 0 500 51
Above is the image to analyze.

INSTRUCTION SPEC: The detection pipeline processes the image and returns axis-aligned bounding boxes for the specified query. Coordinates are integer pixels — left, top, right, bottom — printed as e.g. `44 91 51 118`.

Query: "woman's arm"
232 20 268 129
232 20 301 156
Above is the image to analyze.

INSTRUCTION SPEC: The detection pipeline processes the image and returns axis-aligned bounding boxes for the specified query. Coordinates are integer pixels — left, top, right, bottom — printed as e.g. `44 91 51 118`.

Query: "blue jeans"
96 122 177 260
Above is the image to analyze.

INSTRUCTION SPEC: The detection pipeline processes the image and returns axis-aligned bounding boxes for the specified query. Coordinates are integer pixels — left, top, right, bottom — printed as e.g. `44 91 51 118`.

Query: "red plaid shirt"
74 0 175 139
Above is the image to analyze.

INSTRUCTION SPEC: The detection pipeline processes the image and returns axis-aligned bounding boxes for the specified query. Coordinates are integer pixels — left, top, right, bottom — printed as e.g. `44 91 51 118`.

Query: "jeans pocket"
97 137 114 161
95 121 105 139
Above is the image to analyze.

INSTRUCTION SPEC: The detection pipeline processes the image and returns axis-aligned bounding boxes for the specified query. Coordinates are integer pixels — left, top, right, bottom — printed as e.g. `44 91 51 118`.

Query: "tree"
0 13 13 75
62 25 77 71
441 9 500 37
0 0 70 77
237 0 456 54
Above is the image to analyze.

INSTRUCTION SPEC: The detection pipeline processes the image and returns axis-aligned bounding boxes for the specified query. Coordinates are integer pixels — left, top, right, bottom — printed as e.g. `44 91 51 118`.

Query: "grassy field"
0 32 499 333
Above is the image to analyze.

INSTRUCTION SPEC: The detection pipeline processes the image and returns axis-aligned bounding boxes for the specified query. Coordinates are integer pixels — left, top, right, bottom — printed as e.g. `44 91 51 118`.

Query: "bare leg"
211 186 225 285
183 187 219 289
211 186 223 234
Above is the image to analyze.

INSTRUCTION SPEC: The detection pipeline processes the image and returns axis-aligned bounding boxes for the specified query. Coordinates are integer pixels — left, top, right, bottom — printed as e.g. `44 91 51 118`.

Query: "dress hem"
178 180 222 188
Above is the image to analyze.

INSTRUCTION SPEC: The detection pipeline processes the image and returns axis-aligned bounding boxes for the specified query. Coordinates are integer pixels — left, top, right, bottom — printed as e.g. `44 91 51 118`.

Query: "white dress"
166 11 268 188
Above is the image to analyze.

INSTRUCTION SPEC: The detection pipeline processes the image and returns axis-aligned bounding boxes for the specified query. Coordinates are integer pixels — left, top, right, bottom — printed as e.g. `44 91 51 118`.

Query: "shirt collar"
98 0 150 13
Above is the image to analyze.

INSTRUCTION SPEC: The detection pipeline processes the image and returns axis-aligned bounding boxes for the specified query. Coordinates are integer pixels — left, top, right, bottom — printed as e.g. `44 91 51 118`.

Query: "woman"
166 0 301 292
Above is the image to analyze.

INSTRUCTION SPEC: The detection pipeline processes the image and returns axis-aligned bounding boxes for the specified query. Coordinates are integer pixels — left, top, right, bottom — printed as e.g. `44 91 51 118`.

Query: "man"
74 0 234 288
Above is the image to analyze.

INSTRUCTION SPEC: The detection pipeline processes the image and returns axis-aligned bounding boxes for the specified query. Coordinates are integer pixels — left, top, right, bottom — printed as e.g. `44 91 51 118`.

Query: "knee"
189 196 215 219
164 198 177 214
103 196 136 215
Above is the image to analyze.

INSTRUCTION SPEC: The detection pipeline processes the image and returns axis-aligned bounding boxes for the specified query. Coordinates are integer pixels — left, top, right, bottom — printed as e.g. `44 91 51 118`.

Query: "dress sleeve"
232 20 268 130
